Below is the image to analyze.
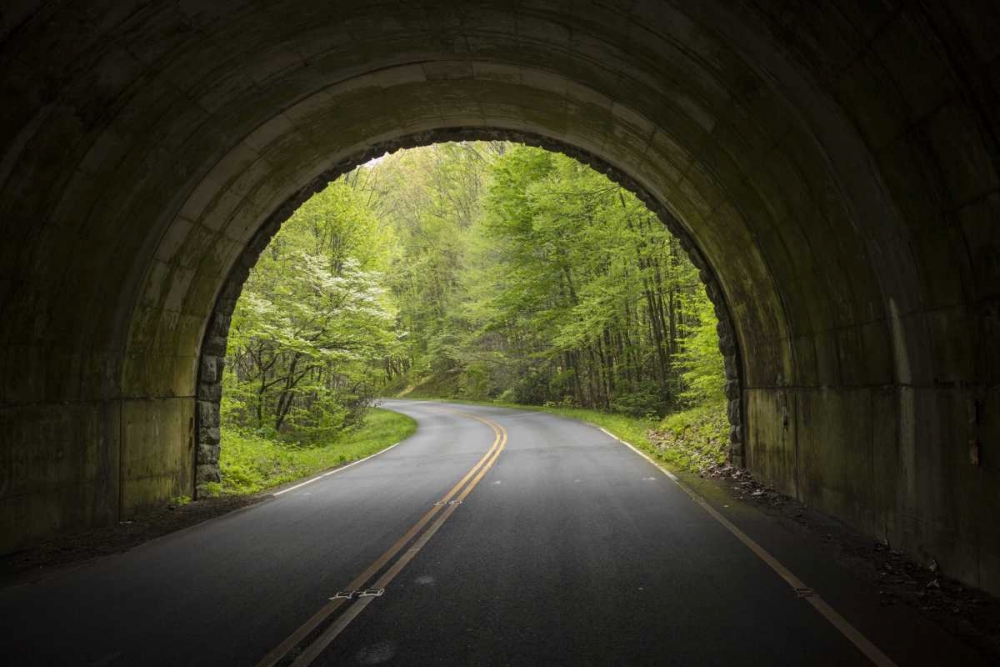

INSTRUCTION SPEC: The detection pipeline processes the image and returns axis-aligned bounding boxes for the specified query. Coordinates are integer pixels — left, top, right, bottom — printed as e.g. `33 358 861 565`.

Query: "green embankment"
208 394 724 499
205 408 417 496
649 401 729 470
518 402 728 472
399 394 728 474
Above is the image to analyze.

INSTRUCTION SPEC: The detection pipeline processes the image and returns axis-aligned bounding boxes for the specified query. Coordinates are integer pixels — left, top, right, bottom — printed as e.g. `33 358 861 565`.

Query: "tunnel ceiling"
2 0 996 400
1 2 998 592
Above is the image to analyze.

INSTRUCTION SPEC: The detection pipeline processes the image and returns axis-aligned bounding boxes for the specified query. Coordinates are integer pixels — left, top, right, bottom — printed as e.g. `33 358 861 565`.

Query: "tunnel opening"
196 134 744 495
3 0 998 597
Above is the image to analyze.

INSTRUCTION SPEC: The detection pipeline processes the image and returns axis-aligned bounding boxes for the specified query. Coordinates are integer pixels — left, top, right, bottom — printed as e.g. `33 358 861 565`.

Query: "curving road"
0 400 988 666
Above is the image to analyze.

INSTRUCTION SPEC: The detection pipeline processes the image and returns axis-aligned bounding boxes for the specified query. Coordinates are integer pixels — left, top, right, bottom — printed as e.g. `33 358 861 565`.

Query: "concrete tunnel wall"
0 1 997 593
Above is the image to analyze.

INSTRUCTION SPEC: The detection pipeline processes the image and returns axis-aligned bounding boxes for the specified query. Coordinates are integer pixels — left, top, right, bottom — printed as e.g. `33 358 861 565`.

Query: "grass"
552 400 728 472
204 407 417 496
396 395 728 474
207 390 726 499
652 400 729 470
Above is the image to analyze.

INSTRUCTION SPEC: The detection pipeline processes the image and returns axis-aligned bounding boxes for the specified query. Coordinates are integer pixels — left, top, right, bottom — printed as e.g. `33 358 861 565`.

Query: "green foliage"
655 400 729 469
370 142 500 382
674 266 727 405
220 141 727 493
209 408 417 496
372 143 726 416
223 177 404 443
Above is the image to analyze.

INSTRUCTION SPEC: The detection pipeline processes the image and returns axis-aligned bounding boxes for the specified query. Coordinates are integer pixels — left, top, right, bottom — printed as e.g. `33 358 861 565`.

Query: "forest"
215 143 727 493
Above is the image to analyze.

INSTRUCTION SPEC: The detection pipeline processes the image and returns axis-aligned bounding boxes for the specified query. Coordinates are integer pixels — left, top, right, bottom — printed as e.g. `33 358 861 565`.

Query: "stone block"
203 335 228 357
197 443 220 465
724 380 740 400
922 101 999 207
199 425 220 447
957 192 1000 303
199 356 218 384
727 398 741 426
121 398 193 515
196 464 222 485
873 12 952 121
197 400 220 428
723 354 738 380
832 51 907 150
745 389 797 498
197 382 221 402
795 388 876 535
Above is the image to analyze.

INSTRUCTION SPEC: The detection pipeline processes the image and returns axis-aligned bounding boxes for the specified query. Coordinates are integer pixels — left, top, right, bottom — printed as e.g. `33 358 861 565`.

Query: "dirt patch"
0 495 268 589
700 462 1000 661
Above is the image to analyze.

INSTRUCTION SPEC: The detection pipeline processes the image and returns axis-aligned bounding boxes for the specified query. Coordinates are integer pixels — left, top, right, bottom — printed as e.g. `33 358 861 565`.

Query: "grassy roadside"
649 401 729 470
205 407 417 496
397 395 727 474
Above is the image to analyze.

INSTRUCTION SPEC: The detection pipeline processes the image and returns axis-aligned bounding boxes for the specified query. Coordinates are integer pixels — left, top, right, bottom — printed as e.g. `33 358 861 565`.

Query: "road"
0 400 988 666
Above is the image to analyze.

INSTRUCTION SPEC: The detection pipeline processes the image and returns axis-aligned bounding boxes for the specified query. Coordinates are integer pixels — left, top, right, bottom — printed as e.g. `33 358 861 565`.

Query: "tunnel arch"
1 1 997 594
191 128 748 491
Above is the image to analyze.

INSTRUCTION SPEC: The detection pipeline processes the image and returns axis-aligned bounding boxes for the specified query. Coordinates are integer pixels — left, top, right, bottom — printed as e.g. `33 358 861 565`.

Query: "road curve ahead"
0 400 985 666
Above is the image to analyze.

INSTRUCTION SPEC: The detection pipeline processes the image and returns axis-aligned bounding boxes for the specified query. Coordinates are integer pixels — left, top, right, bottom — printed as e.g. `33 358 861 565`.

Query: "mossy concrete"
0 0 998 594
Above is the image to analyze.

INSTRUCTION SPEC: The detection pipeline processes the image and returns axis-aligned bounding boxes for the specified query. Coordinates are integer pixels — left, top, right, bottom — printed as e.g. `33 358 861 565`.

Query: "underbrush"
204 408 417 496
649 400 729 470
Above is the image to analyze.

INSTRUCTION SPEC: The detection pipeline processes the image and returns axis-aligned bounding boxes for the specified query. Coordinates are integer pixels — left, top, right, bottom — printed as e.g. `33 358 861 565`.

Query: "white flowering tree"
222 177 404 443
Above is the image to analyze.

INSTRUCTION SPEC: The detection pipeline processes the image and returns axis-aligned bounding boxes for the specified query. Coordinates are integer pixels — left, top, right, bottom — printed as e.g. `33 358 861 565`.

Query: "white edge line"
594 426 677 480
273 440 404 497
590 421 896 667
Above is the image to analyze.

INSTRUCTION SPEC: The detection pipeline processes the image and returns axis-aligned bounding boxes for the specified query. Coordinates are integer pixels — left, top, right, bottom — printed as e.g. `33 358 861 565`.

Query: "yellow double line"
256 410 508 667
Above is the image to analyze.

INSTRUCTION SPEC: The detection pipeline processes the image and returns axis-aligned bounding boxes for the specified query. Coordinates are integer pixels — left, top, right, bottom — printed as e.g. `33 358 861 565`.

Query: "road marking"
273 440 406 497
256 410 507 667
293 417 507 665
595 425 897 667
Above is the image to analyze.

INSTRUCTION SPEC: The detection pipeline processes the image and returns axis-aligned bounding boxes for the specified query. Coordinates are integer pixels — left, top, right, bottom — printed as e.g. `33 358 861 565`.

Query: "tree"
222 177 401 442
222 141 727 440
371 143 725 416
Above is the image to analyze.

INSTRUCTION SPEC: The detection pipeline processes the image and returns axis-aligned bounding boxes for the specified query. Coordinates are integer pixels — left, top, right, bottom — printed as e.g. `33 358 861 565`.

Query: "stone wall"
1 0 997 594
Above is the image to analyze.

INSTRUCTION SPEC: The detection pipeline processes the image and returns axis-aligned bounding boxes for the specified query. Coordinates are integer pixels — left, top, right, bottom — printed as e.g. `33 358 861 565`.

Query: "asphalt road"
0 400 988 666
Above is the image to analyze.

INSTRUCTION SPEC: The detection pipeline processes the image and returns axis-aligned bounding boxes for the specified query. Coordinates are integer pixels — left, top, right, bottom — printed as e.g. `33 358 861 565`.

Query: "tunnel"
0 0 998 598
